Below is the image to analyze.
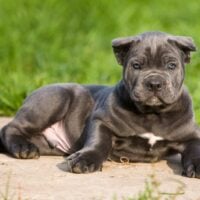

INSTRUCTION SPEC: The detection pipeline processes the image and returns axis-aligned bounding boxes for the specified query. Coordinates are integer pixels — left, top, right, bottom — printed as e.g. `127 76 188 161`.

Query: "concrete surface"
0 117 200 200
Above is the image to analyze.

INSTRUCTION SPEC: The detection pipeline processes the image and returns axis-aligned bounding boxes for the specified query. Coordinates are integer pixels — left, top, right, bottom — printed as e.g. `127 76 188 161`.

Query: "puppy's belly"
42 121 72 153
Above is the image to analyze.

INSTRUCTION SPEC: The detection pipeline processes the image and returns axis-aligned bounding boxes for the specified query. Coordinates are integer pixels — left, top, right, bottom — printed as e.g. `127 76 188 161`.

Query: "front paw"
182 141 200 178
182 157 200 178
65 150 103 173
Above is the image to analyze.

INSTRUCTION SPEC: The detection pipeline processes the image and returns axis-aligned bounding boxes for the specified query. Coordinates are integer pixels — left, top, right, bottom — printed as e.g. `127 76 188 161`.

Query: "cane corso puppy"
1 31 200 178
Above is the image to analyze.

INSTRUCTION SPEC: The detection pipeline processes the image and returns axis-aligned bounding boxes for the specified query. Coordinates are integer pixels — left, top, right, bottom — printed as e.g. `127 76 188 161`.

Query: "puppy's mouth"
144 96 163 106
132 91 165 106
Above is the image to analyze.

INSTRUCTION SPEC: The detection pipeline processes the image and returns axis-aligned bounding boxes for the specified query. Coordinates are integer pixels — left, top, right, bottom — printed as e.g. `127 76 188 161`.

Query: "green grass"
114 174 185 200
0 0 200 121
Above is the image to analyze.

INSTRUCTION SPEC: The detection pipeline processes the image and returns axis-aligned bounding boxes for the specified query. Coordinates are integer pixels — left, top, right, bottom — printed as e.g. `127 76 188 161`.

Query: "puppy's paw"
65 150 103 173
182 141 200 179
6 135 40 159
182 157 200 178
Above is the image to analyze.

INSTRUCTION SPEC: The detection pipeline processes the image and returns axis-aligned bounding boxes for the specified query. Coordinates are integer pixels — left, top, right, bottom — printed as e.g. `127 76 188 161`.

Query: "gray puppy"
1 32 200 178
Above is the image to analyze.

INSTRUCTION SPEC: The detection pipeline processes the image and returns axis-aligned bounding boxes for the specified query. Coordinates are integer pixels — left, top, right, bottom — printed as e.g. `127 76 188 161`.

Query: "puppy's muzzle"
144 75 165 92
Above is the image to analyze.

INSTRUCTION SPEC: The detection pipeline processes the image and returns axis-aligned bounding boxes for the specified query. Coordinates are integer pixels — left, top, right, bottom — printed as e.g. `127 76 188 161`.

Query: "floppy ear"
167 36 196 63
112 36 141 66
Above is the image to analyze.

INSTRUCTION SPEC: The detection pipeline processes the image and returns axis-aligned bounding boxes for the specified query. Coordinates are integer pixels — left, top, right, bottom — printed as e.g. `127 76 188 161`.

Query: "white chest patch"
139 133 164 146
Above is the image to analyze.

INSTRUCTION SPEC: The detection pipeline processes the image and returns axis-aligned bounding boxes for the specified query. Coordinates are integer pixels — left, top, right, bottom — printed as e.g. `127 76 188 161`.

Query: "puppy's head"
112 32 196 106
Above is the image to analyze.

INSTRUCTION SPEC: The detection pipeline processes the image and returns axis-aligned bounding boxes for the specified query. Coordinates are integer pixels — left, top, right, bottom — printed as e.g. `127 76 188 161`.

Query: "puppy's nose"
145 79 162 92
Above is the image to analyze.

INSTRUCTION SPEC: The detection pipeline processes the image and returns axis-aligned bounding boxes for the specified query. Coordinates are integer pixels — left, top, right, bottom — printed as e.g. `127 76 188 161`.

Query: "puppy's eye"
167 63 177 70
132 63 141 70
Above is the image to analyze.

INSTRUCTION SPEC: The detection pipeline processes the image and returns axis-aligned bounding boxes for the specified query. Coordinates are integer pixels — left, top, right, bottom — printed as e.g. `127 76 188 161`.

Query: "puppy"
1 31 200 178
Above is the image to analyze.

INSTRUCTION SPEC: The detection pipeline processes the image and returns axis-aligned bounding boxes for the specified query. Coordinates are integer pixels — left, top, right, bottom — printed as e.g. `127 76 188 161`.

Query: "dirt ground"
0 117 200 200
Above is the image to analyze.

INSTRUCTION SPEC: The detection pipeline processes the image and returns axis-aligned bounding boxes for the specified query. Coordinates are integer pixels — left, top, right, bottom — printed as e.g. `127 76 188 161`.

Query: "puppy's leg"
182 139 200 178
0 84 93 159
65 120 112 173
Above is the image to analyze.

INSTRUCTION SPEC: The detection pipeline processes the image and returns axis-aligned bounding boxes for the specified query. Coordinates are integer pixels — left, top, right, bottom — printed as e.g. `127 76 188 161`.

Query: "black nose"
145 79 162 91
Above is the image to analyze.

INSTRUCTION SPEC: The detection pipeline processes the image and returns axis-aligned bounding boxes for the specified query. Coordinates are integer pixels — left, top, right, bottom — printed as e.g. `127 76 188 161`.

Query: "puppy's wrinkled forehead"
112 31 196 66
128 32 179 63
138 32 170 55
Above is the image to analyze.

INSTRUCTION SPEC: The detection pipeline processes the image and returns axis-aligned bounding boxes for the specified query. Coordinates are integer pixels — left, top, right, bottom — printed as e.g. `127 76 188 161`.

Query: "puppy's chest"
107 107 171 139
130 132 167 150
112 130 170 153
111 133 175 163
137 132 164 146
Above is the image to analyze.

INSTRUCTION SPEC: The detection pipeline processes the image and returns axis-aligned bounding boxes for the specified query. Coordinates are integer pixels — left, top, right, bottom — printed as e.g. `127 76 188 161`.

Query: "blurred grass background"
0 0 200 122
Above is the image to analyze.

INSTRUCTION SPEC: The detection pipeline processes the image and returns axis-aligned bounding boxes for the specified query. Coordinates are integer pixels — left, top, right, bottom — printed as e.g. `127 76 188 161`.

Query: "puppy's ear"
112 36 141 66
167 36 196 63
